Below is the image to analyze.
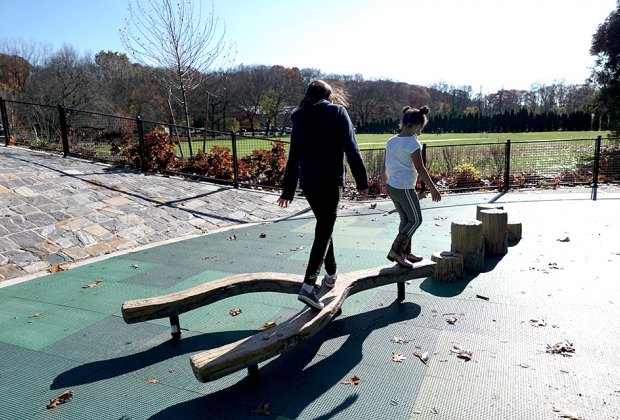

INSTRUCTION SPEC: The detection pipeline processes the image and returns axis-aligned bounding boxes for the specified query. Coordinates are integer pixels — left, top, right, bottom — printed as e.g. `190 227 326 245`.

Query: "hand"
357 188 369 201
430 189 441 202
277 197 291 208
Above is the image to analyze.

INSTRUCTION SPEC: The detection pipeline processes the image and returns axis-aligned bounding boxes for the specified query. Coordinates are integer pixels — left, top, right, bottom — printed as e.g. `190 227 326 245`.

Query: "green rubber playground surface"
1 191 619 419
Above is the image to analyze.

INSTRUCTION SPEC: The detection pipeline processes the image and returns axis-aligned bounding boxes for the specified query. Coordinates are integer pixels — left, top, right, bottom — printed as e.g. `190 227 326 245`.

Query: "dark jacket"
281 100 369 200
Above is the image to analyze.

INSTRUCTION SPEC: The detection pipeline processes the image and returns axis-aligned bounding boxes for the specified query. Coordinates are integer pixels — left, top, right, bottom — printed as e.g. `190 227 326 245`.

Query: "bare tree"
35 45 97 109
0 38 51 99
120 0 233 154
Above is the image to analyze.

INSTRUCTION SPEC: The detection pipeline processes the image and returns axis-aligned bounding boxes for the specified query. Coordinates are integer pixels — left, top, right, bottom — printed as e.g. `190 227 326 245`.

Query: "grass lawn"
355 131 610 149
171 131 611 157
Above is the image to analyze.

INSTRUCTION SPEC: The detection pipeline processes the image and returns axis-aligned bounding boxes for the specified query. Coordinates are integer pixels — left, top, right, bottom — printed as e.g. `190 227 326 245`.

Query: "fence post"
591 135 601 201
503 139 511 192
57 105 70 157
136 116 147 172
1 97 10 146
420 143 428 192
231 131 239 188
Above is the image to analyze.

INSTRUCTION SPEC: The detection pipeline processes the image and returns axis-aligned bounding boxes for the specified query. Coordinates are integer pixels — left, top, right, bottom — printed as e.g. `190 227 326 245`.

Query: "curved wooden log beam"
189 260 435 383
122 272 303 324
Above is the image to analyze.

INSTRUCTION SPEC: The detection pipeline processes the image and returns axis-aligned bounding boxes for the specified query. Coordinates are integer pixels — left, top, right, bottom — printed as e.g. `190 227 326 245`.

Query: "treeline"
0 40 606 136
356 109 609 134
425 109 609 134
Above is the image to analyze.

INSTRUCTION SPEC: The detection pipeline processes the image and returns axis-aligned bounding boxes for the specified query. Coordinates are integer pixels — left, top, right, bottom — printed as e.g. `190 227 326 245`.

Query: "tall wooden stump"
451 220 484 274
476 204 504 221
479 209 508 255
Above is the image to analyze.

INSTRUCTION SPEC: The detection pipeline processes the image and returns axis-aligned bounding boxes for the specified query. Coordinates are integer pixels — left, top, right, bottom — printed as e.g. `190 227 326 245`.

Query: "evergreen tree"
590 0 620 136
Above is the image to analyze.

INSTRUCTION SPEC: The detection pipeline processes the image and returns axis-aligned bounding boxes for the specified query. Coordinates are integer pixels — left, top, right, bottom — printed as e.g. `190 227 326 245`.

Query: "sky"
1 0 618 93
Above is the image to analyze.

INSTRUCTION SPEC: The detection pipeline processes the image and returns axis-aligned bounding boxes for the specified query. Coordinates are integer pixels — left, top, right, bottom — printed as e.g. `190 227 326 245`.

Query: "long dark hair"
298 79 350 108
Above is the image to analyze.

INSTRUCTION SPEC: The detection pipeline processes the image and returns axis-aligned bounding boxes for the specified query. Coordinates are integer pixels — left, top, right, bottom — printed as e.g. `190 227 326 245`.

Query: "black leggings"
302 185 342 285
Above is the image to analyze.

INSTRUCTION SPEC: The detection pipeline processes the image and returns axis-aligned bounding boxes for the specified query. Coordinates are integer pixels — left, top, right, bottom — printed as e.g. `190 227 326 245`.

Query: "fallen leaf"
49 264 69 273
229 308 242 316
168 369 174 373
130 264 139 269
276 252 283 256
530 319 547 327
451 345 473 360
553 407 582 419
82 279 103 289
226 235 237 241
547 340 575 356
476 294 490 301
46 390 74 409
29 313 42 318
290 245 305 251
341 375 361 385
259 232 267 238
146 379 159 384
390 336 409 344
251 402 270 416
557 237 570 242
446 316 457 324
412 350 429 364
392 352 407 362
259 321 277 331
369 203 377 209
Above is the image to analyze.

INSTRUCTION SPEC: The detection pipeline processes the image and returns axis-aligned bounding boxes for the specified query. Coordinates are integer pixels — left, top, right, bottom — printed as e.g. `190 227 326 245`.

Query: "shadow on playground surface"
0 187 619 419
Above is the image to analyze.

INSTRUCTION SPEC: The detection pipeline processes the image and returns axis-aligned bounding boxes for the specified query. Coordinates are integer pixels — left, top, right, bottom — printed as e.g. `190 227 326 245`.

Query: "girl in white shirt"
384 106 441 267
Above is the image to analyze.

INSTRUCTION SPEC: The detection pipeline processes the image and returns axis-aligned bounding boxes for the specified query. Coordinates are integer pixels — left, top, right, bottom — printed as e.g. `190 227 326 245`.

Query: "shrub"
238 142 286 185
449 162 483 189
111 126 179 171
177 142 287 187
179 146 234 180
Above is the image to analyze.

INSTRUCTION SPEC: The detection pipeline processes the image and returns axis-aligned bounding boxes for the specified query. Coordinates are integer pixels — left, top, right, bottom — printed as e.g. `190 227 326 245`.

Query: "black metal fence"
2 97 619 199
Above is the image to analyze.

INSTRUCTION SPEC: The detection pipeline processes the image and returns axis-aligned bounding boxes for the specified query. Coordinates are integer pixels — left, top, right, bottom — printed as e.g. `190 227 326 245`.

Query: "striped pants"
386 184 423 239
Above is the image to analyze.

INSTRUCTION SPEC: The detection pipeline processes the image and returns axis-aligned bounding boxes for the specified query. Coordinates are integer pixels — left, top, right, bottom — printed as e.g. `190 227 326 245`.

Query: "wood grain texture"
122 272 303 323
189 261 435 382
121 261 435 383
451 219 485 273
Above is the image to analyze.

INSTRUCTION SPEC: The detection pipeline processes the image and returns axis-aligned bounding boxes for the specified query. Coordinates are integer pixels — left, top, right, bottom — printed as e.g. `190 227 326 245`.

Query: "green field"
171 131 611 157
355 131 610 149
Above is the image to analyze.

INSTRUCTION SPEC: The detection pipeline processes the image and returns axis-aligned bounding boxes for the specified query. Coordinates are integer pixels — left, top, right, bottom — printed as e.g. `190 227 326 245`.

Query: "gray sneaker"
322 272 337 289
298 285 324 310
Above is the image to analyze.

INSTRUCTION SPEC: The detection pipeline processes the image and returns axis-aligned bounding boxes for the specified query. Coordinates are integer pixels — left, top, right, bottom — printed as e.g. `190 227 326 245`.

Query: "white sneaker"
322 272 337 289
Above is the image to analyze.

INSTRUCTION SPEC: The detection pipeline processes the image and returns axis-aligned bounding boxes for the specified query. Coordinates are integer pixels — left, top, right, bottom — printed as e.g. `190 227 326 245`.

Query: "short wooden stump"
451 219 484 274
431 251 464 282
507 221 522 242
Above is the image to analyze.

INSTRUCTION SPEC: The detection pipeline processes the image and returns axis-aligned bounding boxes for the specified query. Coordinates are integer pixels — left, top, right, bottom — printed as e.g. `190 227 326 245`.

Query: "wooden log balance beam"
121 260 435 383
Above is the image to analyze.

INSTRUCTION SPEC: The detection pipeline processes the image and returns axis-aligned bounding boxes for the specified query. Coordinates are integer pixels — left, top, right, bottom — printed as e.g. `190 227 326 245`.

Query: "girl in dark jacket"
278 80 369 310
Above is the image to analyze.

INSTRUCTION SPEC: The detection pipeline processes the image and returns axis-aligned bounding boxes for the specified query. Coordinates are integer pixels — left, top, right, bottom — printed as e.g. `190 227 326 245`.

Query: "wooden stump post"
476 204 504 221
479 209 508 255
507 221 522 242
451 220 484 274
431 251 464 282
